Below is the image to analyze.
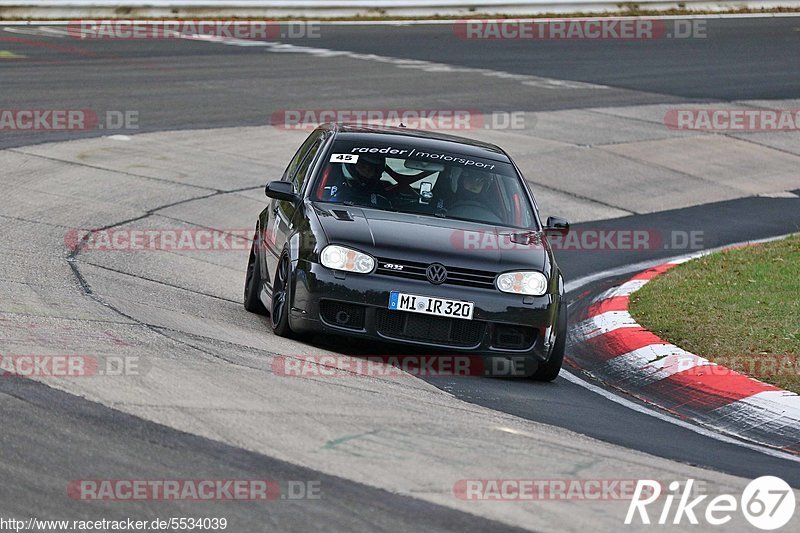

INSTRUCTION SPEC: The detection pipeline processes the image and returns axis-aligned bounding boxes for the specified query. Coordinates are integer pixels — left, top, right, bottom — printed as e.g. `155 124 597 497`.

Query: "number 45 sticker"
330 154 359 164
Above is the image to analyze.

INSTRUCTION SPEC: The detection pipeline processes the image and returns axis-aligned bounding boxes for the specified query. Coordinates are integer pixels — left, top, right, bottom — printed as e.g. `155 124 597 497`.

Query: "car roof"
320 122 512 163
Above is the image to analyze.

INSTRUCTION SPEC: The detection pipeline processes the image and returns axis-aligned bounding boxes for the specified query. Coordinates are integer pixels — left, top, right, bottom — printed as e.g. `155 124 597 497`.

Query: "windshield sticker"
413 150 496 170
348 146 496 170
349 146 410 156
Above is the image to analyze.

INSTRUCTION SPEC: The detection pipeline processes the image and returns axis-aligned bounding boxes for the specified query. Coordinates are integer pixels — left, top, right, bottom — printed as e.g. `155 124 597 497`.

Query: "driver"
328 154 391 206
347 155 385 190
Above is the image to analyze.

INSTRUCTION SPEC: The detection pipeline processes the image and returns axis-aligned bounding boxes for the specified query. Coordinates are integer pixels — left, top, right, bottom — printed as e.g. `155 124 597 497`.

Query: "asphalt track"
2 17 799 149
1 18 800 531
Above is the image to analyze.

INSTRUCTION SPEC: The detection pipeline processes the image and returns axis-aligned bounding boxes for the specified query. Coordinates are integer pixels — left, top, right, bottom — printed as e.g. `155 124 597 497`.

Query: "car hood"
311 202 549 272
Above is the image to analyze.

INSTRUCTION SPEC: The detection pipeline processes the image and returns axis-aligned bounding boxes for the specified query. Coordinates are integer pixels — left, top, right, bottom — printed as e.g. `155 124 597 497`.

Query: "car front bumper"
288 260 561 365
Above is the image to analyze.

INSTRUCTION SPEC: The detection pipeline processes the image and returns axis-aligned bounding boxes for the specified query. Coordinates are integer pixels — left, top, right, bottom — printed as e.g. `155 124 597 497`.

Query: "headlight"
320 245 375 274
496 271 548 296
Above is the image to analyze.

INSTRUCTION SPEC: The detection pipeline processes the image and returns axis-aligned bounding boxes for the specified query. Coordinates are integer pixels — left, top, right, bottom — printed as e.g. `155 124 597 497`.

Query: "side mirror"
544 216 570 235
265 180 300 203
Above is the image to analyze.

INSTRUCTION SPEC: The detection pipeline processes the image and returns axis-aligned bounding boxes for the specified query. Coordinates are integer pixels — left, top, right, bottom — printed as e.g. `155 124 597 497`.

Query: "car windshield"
312 140 537 229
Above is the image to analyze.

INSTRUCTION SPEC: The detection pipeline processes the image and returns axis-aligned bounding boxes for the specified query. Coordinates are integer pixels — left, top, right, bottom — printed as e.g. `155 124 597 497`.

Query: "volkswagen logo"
426 263 448 285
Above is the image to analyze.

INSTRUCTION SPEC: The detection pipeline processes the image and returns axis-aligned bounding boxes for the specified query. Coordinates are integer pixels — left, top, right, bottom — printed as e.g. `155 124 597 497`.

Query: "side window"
290 136 325 193
282 130 324 184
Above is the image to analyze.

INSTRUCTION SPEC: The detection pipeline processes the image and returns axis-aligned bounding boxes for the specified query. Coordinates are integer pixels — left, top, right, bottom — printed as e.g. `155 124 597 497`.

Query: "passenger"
448 168 504 223
458 168 491 200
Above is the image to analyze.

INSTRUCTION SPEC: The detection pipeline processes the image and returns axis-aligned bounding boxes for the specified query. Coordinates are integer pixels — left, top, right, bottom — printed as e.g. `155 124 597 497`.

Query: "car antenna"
398 122 406 128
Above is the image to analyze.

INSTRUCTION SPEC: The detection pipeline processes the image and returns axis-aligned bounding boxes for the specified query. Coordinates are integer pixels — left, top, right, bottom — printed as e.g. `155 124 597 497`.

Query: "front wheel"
532 301 567 382
270 253 295 338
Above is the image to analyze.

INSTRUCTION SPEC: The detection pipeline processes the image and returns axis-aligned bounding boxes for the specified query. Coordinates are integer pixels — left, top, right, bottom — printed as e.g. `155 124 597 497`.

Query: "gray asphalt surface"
304 19 800 101
1 18 799 530
2 17 798 149
0 377 523 532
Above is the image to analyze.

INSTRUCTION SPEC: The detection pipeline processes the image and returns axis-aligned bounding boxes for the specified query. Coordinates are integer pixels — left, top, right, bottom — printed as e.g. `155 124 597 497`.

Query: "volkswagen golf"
244 123 570 380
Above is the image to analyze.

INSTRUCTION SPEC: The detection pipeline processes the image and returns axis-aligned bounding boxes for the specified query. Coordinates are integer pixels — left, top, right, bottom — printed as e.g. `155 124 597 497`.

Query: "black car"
244 123 570 380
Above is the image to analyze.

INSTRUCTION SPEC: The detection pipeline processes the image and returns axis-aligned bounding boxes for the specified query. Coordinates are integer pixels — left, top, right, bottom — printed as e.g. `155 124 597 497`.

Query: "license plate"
388 292 474 320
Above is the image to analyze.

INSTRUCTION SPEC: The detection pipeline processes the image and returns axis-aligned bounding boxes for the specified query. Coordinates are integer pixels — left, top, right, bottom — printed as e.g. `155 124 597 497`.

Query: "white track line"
602 344 710 388
574 310 639 340
174 33 607 90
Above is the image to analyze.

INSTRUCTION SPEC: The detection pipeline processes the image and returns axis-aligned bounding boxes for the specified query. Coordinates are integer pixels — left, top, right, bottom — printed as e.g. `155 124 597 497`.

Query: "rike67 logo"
626 477 796 530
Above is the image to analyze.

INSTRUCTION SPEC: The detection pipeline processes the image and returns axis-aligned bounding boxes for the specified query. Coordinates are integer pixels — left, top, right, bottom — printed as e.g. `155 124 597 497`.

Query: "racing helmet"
347 154 386 186
459 167 491 192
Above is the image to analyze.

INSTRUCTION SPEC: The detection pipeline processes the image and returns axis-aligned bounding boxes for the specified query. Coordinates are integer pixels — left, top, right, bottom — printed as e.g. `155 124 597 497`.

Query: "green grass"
629 234 800 393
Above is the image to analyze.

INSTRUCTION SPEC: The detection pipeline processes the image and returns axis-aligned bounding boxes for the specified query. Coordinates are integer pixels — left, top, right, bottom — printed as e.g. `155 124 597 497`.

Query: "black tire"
533 301 567 381
244 237 268 315
270 252 295 338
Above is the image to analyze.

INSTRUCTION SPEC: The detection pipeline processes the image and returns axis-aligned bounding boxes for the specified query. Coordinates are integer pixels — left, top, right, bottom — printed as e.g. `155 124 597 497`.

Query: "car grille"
375 258 496 289
320 300 366 330
376 309 485 347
